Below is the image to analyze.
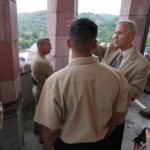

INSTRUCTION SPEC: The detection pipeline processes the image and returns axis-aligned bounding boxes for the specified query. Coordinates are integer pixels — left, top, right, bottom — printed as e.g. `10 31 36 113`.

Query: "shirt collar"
121 47 134 58
68 56 99 66
37 51 45 59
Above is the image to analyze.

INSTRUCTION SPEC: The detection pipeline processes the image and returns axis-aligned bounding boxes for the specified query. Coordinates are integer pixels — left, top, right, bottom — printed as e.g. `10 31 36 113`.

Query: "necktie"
111 52 123 69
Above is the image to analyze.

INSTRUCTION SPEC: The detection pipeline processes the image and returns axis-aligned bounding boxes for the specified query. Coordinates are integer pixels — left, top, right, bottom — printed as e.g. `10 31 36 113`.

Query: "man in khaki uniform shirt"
31 37 54 141
34 18 129 150
93 20 150 150
31 38 54 105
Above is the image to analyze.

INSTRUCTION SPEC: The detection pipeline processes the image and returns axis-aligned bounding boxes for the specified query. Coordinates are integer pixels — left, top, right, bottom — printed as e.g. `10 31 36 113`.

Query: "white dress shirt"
119 47 134 68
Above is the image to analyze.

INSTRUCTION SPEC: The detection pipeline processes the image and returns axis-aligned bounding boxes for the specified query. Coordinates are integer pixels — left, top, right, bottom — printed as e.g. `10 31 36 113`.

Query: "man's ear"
67 38 72 48
92 40 97 49
130 32 135 41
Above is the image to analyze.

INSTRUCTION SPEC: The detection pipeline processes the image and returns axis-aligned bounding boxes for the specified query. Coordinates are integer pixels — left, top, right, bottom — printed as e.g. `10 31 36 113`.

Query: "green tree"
19 40 30 50
17 11 118 51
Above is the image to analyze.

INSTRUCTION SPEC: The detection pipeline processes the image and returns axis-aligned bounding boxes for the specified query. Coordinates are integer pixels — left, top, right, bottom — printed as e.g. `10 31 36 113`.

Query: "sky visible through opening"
17 0 121 15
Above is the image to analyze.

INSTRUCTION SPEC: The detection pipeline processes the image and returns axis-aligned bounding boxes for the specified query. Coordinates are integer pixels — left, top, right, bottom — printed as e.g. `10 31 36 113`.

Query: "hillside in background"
17 10 150 52
17 10 118 50
79 13 106 24
101 13 117 22
17 10 117 50
78 13 118 43
18 11 46 35
78 12 117 24
17 11 47 50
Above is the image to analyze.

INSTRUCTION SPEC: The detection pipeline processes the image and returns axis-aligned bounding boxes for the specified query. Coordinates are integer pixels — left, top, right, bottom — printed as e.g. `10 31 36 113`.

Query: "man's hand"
42 125 60 150
100 42 110 48
108 112 126 135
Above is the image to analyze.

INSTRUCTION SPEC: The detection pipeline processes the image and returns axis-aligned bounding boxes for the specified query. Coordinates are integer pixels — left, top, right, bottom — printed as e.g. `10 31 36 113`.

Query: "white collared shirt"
119 47 134 68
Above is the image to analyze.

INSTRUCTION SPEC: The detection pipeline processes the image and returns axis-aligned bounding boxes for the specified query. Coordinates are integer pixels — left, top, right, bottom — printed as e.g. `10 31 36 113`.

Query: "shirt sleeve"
40 60 54 78
34 77 63 130
113 72 130 113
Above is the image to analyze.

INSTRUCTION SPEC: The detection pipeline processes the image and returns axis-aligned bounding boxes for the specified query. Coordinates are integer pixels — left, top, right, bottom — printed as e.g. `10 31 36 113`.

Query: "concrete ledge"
21 71 34 109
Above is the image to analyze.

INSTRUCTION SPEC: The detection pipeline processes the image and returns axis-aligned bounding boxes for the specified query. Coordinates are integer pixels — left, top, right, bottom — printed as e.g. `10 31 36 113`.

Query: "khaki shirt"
94 44 150 100
34 57 129 143
31 52 54 104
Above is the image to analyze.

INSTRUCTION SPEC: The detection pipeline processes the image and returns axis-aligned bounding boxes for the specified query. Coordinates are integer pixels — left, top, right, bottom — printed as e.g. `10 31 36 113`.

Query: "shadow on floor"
23 102 43 150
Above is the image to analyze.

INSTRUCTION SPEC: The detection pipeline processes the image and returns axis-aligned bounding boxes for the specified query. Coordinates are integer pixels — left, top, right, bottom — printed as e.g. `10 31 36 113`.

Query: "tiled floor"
22 93 150 150
22 103 43 150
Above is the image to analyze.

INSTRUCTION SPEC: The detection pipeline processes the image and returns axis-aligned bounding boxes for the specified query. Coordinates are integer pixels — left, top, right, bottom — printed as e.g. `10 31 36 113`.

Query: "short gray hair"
118 19 137 34
37 37 50 46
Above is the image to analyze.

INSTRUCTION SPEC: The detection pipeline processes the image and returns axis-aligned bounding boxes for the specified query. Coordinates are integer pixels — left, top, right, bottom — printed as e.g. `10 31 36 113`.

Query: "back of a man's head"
69 18 97 53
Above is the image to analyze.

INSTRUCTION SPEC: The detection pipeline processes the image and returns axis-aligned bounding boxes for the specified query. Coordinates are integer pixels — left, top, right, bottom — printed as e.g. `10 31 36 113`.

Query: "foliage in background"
18 11 47 51
17 10 118 51
78 13 118 43
17 10 150 52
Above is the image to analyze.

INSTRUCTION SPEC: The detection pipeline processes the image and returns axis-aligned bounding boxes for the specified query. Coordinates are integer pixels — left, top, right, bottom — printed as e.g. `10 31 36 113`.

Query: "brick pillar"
0 0 23 149
119 0 150 51
47 0 78 70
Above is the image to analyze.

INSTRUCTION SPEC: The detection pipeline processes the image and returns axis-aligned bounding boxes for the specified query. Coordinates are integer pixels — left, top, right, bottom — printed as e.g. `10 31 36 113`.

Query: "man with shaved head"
31 37 54 142
34 18 129 150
